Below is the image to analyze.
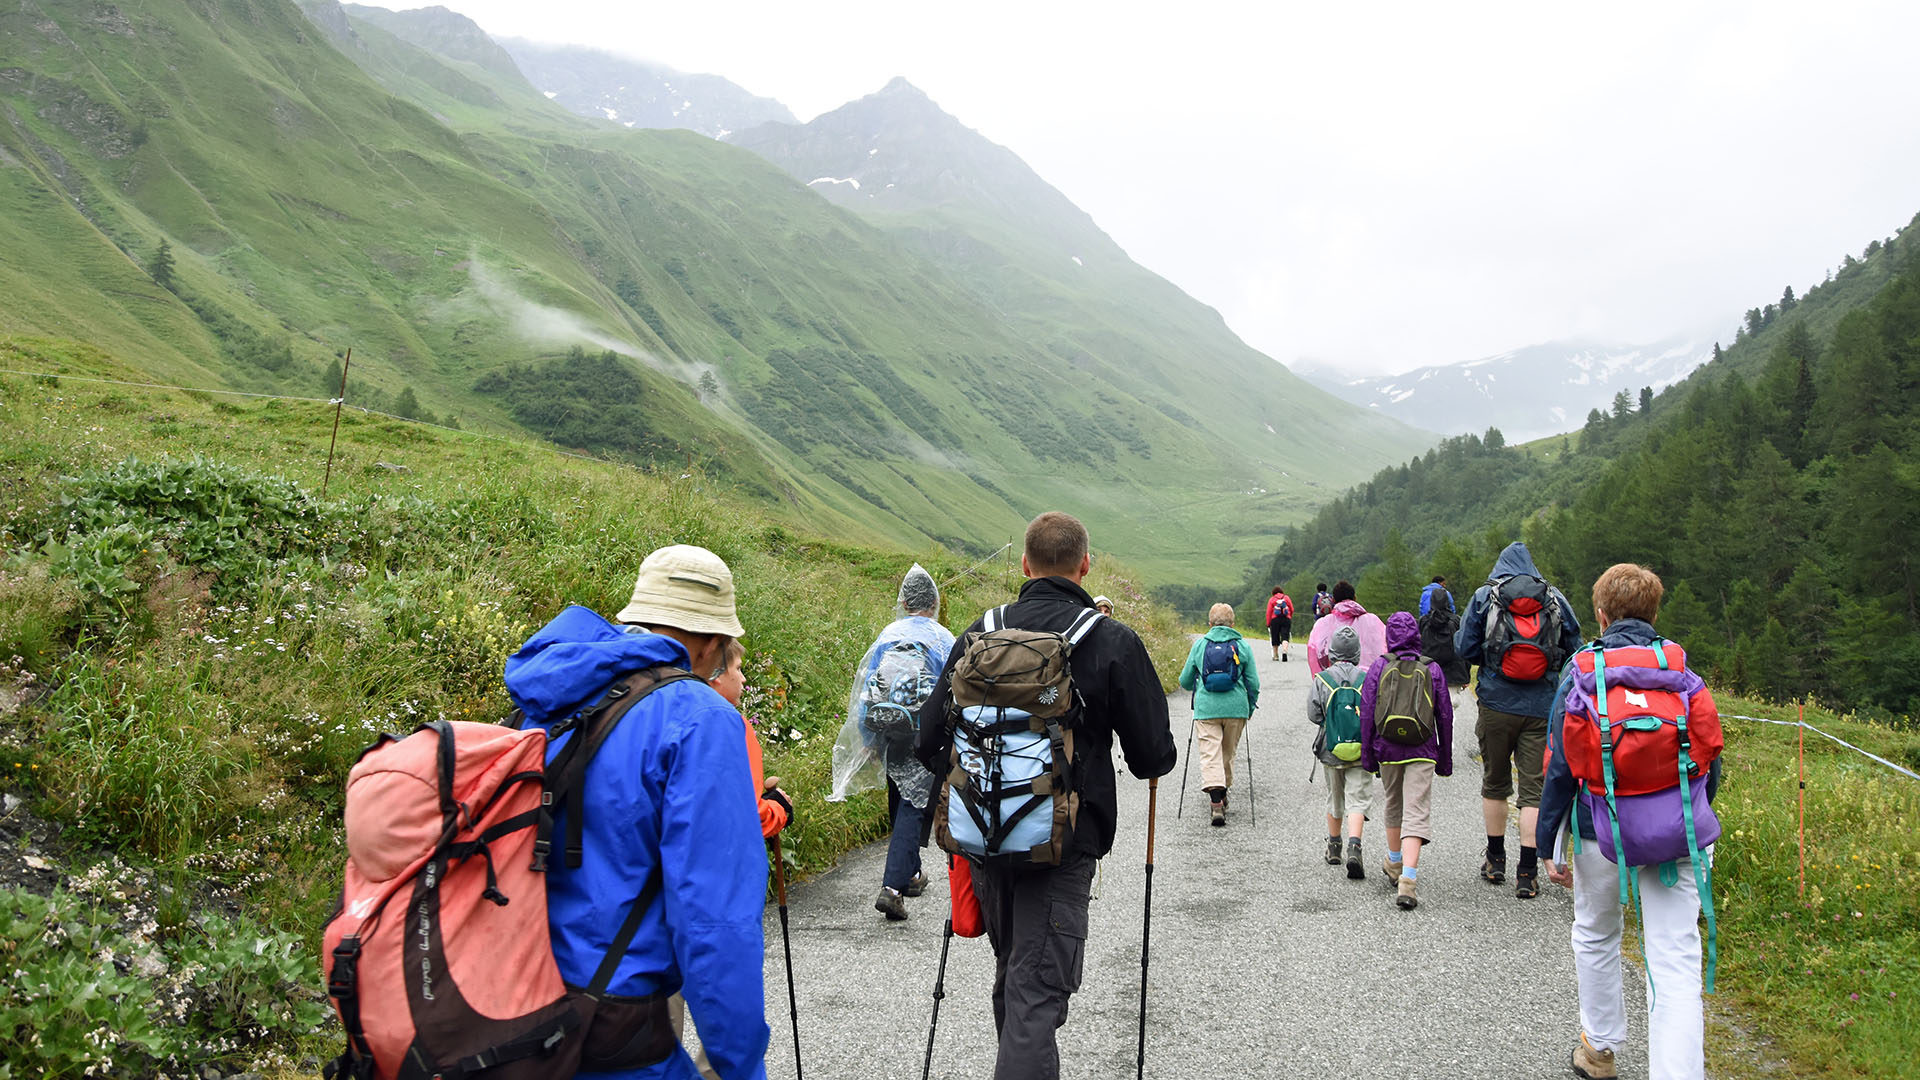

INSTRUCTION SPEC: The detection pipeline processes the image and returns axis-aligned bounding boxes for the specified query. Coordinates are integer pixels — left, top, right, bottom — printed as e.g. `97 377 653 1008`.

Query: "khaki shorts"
1476 706 1548 808
1324 764 1373 819
1380 760 1436 842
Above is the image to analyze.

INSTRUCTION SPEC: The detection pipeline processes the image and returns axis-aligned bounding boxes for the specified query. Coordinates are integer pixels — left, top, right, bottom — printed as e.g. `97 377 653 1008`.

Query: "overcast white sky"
435 0 1920 376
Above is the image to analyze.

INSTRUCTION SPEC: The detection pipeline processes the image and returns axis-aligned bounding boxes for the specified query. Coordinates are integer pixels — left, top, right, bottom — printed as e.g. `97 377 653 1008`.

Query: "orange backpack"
323 669 696 1080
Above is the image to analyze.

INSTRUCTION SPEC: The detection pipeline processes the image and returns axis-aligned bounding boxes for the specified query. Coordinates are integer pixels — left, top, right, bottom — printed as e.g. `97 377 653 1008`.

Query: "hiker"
915 511 1176 1080
1419 575 1454 617
1093 594 1116 615
504 544 771 1080
1264 585 1294 661
1179 602 1261 826
1418 583 1471 690
1539 564 1723 1080
709 637 793 841
1312 582 1334 618
1308 626 1373 877
1305 580 1387 676
1359 611 1453 910
1454 541 1582 899
828 564 955 921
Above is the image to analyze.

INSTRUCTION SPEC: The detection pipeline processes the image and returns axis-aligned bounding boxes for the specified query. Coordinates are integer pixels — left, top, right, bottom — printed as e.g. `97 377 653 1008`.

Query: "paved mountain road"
743 640 1654 1079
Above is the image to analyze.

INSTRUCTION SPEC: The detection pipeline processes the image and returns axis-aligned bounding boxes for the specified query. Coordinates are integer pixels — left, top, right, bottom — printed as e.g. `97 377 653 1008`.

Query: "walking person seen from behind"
1178 603 1261 826
1359 611 1454 910
915 511 1176 1080
1539 564 1723 1080
1454 541 1582 899
1264 585 1294 662
1306 580 1387 676
827 564 956 921
1309 626 1375 877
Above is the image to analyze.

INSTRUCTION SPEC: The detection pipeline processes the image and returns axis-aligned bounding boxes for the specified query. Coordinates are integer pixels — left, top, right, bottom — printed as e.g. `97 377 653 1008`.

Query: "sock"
1519 845 1538 872
1388 850 1403 864
1486 835 1507 860
1403 865 1418 881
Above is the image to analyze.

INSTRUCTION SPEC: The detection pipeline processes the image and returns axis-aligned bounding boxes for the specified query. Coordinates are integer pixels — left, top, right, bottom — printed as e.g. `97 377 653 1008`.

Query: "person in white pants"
1557 846 1706 1079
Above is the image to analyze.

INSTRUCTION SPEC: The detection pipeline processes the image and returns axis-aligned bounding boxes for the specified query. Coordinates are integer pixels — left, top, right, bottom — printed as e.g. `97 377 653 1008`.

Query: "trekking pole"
769 835 803 1080
1137 776 1159 1080
1175 710 1195 819
921 917 954 1080
1243 721 1256 825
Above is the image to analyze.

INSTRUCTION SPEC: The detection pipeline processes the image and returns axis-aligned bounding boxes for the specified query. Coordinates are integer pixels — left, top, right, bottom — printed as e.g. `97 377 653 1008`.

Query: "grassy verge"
1703 695 1920 1079
0 345 1189 1077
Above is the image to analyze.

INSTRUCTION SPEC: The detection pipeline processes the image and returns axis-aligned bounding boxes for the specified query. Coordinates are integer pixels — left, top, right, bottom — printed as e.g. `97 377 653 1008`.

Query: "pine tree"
1483 426 1505 451
393 385 424 420
1610 389 1632 421
698 371 720 399
1639 386 1653 413
148 238 175 292
1781 284 1796 311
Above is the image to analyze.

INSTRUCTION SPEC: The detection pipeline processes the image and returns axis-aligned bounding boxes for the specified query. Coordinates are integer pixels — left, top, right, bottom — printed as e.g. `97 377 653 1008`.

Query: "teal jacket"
1178 627 1260 719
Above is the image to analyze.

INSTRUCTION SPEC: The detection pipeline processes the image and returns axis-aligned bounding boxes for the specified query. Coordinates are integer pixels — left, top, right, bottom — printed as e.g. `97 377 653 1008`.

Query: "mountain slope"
1298 334 1714 443
0 0 1428 581
499 38 795 139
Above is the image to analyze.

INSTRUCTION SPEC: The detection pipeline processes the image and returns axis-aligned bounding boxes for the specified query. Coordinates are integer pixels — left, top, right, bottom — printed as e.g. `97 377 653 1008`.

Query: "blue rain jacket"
505 605 769 1080
1454 542 1583 718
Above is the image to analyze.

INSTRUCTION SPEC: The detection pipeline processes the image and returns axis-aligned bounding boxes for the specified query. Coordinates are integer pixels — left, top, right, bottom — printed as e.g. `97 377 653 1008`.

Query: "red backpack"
323 669 695 1080
1482 574 1565 681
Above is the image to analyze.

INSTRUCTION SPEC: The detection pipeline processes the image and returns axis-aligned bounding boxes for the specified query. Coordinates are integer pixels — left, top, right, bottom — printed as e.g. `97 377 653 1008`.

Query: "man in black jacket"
916 511 1176 1080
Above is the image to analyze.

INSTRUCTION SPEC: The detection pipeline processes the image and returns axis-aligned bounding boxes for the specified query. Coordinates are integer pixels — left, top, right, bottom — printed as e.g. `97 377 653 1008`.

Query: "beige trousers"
666 993 721 1080
1196 716 1247 794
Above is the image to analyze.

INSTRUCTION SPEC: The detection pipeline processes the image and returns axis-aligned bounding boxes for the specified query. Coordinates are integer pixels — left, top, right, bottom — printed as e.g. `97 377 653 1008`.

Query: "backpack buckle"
530 839 551 873
328 938 361 1000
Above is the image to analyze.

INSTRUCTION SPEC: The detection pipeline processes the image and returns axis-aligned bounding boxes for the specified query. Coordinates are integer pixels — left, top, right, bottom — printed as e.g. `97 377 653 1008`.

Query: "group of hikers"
320 511 1721 1080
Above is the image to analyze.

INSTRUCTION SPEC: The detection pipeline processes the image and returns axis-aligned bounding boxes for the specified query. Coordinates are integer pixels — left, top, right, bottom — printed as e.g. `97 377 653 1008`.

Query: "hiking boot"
1481 854 1507 884
1514 867 1539 900
874 887 908 921
1395 877 1418 909
1571 1032 1617 1079
1382 857 1403 883
1345 838 1365 880
1210 801 1226 827
1325 836 1343 865
1281 653 1288 662
905 872 929 898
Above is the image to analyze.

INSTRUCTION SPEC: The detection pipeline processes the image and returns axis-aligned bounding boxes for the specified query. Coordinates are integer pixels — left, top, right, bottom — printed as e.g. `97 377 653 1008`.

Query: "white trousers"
1570 846 1706 1080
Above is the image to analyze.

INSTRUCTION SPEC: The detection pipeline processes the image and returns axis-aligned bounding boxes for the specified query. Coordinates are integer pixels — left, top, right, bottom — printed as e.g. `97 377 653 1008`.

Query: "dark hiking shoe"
1345 838 1365 880
874 887 908 921
1481 855 1507 884
1395 878 1418 909
1325 836 1343 865
1210 802 1226 827
1571 1032 1617 1079
905 872 929 897
1282 653 1288 662
1515 868 1539 900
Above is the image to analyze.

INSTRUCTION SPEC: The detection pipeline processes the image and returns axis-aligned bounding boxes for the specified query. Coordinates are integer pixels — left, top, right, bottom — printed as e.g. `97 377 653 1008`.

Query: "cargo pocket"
1036 895 1088 994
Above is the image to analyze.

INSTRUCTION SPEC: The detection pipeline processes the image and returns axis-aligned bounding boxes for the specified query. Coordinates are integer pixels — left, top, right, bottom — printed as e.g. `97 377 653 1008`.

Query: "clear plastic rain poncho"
828 564 956 808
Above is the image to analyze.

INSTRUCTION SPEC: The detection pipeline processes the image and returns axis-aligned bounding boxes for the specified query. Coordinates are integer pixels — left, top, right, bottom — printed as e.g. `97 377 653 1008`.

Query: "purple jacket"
1359 612 1454 775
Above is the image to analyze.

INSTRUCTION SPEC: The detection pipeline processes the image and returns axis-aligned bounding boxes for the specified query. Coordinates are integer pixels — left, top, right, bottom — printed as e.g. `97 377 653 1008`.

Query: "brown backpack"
933 605 1103 867
1375 655 1439 746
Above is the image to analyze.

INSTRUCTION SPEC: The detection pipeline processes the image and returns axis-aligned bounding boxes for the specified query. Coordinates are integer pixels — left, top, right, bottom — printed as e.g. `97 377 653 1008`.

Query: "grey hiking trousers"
970 851 1097 1080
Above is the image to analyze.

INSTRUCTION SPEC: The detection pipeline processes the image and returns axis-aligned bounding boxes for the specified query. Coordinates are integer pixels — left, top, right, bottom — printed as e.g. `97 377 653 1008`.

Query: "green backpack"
1316 671 1365 762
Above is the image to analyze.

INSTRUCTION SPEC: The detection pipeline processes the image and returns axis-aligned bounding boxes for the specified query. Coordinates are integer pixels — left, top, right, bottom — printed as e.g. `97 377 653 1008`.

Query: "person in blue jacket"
1418 575 1453 617
505 544 771 1080
1454 542 1582 898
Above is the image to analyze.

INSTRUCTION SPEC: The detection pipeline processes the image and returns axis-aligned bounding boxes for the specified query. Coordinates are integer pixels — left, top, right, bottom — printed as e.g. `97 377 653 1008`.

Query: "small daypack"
1419 606 1469 686
1560 639 1724 995
1314 671 1365 762
1313 592 1334 617
859 640 939 740
1199 637 1243 692
1374 655 1438 746
323 667 696 1080
1483 574 1565 681
1269 594 1293 622
934 605 1103 867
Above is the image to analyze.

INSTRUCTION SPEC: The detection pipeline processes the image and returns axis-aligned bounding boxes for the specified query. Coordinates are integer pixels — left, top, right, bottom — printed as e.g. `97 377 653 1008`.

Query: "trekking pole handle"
770 834 790 907
1145 777 1159 866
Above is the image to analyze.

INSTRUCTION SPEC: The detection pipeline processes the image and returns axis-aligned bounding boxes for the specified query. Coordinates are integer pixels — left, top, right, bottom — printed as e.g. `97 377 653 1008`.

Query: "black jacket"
916 576 1177 859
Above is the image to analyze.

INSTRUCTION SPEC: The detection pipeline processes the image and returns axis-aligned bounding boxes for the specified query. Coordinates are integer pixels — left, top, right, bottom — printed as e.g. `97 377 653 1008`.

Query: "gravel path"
749 640 1656 1079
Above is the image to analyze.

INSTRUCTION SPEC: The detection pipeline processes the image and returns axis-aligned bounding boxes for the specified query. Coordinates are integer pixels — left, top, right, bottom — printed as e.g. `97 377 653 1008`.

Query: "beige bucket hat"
614 544 746 638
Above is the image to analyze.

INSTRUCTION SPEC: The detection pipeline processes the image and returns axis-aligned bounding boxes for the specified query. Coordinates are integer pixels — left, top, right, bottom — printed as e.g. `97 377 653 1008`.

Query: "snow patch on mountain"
808 176 861 190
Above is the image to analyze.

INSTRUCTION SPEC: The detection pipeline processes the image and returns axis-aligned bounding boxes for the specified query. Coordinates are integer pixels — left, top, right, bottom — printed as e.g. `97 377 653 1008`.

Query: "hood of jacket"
1327 626 1361 664
1332 598 1369 619
1489 541 1541 582
1203 625 1244 642
1384 610 1421 653
504 605 692 726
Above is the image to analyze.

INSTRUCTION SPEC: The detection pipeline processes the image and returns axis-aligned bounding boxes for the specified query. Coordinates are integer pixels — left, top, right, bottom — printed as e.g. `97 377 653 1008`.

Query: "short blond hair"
1592 563 1663 624
1208 603 1235 627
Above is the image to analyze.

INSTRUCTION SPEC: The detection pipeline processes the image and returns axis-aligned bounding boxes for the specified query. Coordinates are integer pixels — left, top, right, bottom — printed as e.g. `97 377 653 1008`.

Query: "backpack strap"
1063 608 1104 650
982 605 1008 633
584 864 666 997
537 666 704 872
